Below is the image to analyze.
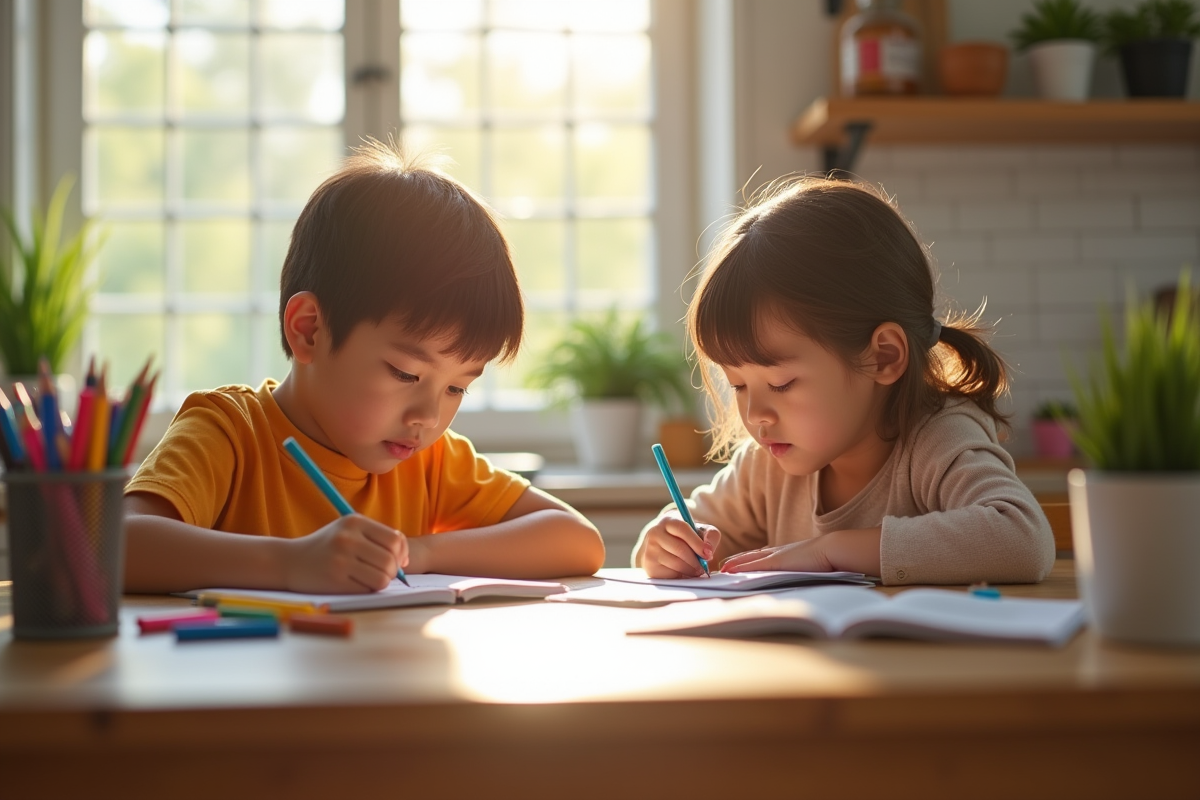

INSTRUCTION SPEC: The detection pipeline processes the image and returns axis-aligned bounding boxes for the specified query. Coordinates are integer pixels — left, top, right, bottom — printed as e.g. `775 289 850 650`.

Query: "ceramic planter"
571 398 642 470
1068 469 1200 647
1027 40 1096 101
657 417 707 469
1119 39 1193 97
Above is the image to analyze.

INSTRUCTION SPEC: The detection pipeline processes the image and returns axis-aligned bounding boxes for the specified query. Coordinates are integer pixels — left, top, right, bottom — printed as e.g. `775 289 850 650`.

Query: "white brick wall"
861 144 1200 455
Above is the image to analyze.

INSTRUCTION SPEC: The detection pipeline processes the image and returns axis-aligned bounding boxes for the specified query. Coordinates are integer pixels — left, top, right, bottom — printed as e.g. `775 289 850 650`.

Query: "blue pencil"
282 436 411 587
650 443 711 577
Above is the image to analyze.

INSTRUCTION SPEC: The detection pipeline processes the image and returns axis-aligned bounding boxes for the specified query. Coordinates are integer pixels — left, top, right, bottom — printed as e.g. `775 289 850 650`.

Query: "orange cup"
939 42 1009 96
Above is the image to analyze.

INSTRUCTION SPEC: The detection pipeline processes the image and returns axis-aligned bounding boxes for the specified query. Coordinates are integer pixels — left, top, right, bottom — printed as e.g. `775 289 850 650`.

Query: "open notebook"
625 586 1086 646
178 574 566 612
548 567 875 608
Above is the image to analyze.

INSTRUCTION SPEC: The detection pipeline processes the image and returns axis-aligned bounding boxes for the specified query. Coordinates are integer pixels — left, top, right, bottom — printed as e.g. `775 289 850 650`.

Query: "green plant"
0 177 102 375
1011 0 1103 51
1103 0 1200 53
528 309 695 412
1071 272 1200 471
1033 400 1079 421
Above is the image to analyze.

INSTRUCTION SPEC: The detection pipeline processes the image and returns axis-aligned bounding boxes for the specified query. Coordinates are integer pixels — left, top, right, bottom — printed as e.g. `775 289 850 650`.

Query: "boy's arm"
407 486 605 579
124 493 406 594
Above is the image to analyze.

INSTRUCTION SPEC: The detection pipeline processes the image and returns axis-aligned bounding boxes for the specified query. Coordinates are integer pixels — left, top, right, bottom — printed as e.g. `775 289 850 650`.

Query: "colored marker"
651 443 710 577
137 608 220 634
218 605 279 620
174 617 280 642
289 612 354 638
969 583 1002 600
196 593 320 616
283 436 411 587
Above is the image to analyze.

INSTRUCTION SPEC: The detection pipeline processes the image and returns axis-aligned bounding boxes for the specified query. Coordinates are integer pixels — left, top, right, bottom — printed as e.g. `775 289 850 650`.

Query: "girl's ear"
283 292 325 365
866 322 909 386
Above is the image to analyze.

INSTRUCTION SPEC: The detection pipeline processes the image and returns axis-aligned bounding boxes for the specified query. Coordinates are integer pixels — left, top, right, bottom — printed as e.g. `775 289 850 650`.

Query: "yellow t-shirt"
126 379 530 538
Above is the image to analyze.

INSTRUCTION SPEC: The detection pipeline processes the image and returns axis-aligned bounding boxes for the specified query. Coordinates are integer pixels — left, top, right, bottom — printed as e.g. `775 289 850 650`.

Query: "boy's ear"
866 322 909 386
283 292 325 365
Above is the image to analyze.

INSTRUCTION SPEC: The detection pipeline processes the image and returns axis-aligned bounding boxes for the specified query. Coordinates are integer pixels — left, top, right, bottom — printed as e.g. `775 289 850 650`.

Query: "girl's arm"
721 527 881 575
406 486 605 579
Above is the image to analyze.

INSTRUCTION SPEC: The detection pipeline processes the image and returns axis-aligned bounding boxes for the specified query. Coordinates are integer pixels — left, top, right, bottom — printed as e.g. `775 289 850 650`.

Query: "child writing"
124 141 605 593
635 177 1054 585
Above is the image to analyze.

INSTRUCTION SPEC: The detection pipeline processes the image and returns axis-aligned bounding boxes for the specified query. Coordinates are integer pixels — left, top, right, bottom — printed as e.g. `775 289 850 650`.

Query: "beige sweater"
645 400 1055 585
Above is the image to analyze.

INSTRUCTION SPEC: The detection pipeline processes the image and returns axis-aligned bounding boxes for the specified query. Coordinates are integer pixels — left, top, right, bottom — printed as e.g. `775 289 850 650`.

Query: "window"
68 0 687 431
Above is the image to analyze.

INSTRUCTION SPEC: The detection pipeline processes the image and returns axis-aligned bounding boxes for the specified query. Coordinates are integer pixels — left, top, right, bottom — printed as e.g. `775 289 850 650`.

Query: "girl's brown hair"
690 176 1008 461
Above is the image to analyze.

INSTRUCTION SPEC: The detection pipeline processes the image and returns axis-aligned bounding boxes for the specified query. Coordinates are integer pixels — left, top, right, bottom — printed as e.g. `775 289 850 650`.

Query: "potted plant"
1068 275 1200 646
529 309 695 470
1011 0 1103 101
0 176 100 406
1103 0 1200 97
1031 400 1078 459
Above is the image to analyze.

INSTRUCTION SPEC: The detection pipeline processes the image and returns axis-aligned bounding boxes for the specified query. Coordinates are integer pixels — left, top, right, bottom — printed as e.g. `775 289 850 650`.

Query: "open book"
179 574 566 612
548 567 874 608
625 586 1086 646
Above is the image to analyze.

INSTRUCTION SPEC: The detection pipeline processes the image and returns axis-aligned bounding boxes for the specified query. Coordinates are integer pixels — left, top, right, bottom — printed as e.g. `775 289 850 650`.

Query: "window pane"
96 314 164 389
97 222 165 295
575 123 650 210
181 313 251 388
260 34 344 122
181 220 251 293
489 0 569 30
258 0 343 30
84 31 165 119
257 313 291 383
502 219 564 297
401 0 484 30
85 127 164 210
260 127 342 204
401 126 482 191
573 34 650 116
487 33 567 118
576 218 651 304
492 308 567 407
174 31 250 119
567 1 650 32
260 219 295 293
174 0 251 27
86 0 168 28
491 127 564 213
179 129 250 205
400 33 480 121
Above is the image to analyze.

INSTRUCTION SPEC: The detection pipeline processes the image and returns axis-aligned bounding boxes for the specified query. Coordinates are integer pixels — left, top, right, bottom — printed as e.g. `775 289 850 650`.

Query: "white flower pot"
1068 469 1200 647
1027 40 1096 101
571 398 642 470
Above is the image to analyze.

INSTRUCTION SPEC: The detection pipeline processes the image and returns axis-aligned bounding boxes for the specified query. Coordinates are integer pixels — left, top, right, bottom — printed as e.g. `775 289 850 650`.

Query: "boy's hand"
641 513 720 579
283 514 408 593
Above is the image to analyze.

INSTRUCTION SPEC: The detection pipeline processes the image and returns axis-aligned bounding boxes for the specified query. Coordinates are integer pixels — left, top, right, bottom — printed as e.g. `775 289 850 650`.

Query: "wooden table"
2 561 1199 799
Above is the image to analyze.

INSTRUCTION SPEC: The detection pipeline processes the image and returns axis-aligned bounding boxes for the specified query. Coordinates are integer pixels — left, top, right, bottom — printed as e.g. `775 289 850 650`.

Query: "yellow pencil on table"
197 594 322 617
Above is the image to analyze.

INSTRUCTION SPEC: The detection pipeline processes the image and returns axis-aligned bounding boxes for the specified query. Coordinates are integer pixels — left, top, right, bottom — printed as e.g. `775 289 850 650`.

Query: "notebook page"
407 574 566 602
625 591 881 638
546 580 803 607
598 567 873 591
178 580 455 611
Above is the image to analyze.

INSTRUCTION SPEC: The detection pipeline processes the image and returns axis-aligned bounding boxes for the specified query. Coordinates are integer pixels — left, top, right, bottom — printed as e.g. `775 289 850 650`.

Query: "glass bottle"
840 0 922 97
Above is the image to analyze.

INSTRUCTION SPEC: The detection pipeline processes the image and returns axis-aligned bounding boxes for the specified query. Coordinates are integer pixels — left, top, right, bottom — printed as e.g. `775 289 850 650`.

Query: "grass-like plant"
0 177 101 374
528 308 695 412
1011 0 1103 51
1071 273 1200 471
1103 0 1200 52
1033 399 1079 421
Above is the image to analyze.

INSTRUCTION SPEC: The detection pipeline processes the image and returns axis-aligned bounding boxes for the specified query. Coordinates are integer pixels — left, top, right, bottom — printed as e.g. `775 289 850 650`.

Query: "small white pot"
1027 40 1096 101
571 398 642 470
1069 469 1200 647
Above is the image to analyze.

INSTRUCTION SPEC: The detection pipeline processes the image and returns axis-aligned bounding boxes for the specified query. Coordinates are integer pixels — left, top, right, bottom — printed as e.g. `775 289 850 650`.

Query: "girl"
634 178 1054 585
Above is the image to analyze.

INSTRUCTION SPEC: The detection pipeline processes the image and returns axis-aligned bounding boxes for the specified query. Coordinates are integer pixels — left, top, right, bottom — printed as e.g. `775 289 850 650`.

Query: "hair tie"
929 320 943 349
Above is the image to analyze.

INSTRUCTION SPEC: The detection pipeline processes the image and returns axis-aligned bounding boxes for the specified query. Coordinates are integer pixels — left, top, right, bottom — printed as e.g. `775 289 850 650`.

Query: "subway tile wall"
855 144 1200 456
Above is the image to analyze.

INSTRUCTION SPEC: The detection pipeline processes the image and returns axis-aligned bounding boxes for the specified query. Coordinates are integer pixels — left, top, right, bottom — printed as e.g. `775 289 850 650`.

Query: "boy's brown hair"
690 176 1009 461
279 139 523 363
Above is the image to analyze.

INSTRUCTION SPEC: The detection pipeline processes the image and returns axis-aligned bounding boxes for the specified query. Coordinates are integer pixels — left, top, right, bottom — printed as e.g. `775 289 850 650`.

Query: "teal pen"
650 443 711 577
283 436 411 587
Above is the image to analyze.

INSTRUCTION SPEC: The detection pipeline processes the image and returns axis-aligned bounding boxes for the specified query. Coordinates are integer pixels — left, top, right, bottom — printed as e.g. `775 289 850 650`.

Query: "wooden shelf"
793 97 1200 147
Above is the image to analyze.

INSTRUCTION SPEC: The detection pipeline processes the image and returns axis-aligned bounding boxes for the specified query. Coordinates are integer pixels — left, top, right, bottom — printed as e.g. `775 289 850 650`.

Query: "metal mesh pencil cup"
3 469 129 639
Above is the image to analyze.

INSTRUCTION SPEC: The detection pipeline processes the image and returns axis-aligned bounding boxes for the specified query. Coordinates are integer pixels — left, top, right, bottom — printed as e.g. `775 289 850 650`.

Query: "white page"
546 580 802 608
408 574 565 602
178 580 455 611
626 588 887 638
835 590 1086 646
598 567 873 592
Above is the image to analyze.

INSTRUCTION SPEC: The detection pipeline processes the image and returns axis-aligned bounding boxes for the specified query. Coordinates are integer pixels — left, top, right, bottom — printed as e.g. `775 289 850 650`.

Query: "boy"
124 142 605 593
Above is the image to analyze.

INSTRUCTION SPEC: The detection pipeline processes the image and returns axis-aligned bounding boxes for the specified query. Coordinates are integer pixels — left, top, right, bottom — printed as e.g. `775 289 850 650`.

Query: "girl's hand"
721 538 833 574
283 514 409 593
640 513 721 578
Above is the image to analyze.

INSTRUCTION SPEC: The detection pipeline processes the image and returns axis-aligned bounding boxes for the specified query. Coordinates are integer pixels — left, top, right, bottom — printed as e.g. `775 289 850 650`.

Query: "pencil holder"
3 469 129 639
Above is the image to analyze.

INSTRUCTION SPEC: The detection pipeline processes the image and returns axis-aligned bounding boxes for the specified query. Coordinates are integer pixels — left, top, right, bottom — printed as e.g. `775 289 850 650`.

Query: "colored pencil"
0 387 25 466
87 367 111 472
651 443 711 577
69 388 97 471
120 370 157 466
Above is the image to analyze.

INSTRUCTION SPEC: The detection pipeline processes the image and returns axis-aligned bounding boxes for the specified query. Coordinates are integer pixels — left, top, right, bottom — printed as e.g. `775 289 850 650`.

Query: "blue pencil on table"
282 436 411 587
650 443 711 577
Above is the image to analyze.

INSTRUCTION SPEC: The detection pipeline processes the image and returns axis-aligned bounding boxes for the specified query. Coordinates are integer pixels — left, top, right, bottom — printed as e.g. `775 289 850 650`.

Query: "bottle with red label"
840 0 922 97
